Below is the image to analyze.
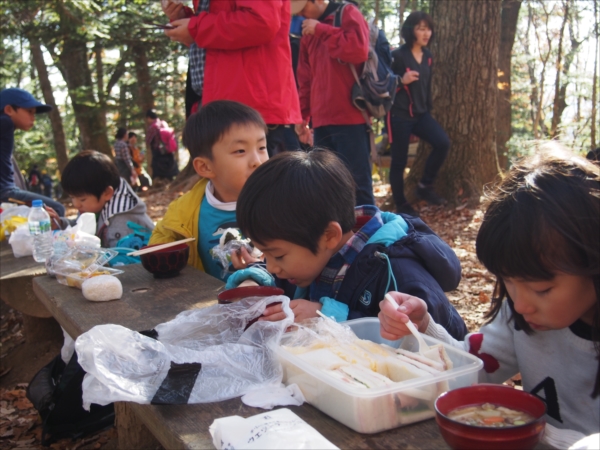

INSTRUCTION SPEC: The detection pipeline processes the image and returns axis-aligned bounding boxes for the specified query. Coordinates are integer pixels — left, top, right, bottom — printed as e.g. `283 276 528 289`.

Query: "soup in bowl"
435 384 546 450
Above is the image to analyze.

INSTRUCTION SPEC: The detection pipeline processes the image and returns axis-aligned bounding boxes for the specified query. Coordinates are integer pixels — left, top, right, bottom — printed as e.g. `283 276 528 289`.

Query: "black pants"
389 112 450 206
266 125 301 157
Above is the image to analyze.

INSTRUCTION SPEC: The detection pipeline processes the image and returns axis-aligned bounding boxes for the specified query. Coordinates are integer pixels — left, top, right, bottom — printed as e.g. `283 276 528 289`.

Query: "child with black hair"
61 150 154 247
230 148 467 339
380 144 600 444
149 100 268 281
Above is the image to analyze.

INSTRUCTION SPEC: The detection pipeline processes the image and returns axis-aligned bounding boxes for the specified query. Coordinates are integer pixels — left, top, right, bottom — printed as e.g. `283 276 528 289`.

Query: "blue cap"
0 88 52 114
32 199 43 207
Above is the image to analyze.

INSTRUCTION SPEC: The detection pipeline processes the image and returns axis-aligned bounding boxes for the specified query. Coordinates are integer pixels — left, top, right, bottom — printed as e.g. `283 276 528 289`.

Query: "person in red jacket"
162 0 302 157
293 0 375 206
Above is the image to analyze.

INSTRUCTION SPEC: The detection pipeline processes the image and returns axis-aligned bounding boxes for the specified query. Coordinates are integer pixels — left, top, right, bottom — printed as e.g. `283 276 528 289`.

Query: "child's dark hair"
128 131 137 139
61 150 121 199
237 148 356 254
146 110 157 120
182 100 266 159
401 11 434 46
476 143 600 397
115 127 127 140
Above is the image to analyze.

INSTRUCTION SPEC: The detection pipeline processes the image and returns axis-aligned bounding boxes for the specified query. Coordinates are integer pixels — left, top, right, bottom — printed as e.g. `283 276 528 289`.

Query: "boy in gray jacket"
60 150 154 247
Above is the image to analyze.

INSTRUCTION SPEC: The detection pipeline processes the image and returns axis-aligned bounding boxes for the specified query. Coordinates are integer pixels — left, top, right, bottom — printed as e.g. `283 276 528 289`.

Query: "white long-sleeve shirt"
425 301 599 437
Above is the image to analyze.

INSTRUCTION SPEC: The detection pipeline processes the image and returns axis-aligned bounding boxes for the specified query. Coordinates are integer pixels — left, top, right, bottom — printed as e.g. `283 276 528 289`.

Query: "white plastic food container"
275 317 483 434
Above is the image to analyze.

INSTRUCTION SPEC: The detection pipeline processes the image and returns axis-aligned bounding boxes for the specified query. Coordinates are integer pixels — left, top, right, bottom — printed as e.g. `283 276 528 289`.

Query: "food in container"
275 317 482 433
52 247 122 289
58 266 124 289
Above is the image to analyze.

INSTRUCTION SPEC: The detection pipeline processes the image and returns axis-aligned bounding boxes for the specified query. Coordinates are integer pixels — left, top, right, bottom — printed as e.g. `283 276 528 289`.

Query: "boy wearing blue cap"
0 88 65 216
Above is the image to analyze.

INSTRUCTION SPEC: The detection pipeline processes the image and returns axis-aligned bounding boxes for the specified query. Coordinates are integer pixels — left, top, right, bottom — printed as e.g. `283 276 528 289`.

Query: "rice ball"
82 275 123 302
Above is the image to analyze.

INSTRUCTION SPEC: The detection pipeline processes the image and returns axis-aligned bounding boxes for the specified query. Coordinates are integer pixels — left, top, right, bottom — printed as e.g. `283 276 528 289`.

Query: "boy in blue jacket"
229 149 467 339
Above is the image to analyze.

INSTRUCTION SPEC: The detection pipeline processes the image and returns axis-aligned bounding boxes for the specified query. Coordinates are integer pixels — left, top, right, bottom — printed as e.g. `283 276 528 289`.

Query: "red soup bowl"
218 285 285 330
140 243 189 278
435 385 546 450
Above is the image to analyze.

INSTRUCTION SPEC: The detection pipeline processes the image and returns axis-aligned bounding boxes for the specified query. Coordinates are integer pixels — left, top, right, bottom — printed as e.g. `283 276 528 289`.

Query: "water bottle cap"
32 199 43 207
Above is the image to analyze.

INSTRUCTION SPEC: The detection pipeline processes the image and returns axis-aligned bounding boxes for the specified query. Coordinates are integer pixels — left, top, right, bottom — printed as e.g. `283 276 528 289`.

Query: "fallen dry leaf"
13 397 33 410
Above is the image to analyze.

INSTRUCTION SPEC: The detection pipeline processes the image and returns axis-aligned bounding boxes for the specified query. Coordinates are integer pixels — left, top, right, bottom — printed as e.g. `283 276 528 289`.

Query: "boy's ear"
322 222 344 250
192 156 215 179
100 186 115 203
3 105 15 115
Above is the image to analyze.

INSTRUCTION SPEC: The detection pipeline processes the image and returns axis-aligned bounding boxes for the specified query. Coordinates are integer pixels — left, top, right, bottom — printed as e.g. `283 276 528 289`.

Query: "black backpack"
334 2 398 120
26 353 115 446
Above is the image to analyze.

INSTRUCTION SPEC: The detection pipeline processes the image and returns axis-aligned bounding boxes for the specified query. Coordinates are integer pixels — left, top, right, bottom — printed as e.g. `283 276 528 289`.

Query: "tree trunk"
29 38 70 173
398 0 408 37
496 0 521 170
94 41 108 132
131 42 154 175
406 0 502 206
592 0 598 149
58 36 112 157
550 0 569 138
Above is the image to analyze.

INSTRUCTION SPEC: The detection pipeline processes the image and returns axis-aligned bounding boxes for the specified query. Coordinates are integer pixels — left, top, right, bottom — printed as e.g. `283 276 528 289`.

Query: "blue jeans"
389 112 450 206
1 187 66 217
266 125 301 157
314 124 375 206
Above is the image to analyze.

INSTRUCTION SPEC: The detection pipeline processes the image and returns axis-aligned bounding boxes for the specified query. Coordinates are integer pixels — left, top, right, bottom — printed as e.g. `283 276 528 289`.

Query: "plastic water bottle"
28 199 53 263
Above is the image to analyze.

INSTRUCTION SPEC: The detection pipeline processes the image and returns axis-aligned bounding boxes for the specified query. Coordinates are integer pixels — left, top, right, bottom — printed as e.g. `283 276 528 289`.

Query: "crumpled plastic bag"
209 408 339 450
0 205 30 241
52 213 100 254
76 295 294 410
8 223 33 257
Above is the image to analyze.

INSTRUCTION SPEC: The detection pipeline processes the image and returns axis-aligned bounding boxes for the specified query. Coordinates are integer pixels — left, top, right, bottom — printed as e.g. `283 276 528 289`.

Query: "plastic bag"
210 228 261 278
52 213 100 253
49 246 121 287
8 223 33 257
0 205 30 241
76 295 294 410
209 408 339 449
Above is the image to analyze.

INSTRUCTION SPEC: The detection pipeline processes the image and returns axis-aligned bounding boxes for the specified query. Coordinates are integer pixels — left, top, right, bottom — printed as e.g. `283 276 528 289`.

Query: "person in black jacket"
389 11 450 216
226 149 467 340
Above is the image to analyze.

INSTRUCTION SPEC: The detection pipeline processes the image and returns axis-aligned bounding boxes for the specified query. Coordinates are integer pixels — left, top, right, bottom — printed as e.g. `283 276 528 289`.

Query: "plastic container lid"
32 200 43 207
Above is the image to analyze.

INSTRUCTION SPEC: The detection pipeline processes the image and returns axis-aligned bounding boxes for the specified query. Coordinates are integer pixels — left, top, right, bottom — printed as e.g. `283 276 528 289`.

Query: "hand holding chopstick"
379 292 430 341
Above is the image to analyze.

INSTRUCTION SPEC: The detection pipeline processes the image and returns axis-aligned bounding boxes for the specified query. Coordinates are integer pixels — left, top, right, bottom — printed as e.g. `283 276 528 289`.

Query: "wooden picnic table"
32 262 455 449
0 240 62 343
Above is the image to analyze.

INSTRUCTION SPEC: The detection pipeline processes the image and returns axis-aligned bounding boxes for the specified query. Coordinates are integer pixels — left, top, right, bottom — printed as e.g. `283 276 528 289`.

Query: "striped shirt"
100 178 138 224
114 140 134 170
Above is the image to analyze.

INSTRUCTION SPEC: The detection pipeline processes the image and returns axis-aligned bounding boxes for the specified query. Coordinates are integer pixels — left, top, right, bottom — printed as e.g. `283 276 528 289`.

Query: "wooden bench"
32 263 455 449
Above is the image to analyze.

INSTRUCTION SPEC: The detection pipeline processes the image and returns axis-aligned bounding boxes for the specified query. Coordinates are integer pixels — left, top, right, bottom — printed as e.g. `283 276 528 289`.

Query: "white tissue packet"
241 383 305 410
209 408 338 450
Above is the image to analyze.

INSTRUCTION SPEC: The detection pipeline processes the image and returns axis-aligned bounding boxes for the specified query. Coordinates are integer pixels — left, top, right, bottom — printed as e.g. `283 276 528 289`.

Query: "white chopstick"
127 237 195 256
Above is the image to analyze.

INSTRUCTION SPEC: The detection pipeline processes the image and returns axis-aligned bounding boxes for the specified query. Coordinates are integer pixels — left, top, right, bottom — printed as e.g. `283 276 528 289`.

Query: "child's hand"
378 292 430 341
301 19 319 36
230 246 262 270
258 300 322 323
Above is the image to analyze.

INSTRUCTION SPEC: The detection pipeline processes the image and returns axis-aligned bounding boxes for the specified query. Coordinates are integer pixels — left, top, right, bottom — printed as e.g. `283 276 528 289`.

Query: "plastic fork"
384 293 430 355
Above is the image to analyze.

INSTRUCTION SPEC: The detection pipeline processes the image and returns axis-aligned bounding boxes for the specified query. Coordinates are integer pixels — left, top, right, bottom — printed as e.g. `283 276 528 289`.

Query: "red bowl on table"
139 243 189 278
435 385 546 450
218 285 285 330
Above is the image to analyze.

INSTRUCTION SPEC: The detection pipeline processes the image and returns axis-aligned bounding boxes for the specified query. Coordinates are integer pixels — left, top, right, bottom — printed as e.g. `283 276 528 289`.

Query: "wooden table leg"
115 402 163 450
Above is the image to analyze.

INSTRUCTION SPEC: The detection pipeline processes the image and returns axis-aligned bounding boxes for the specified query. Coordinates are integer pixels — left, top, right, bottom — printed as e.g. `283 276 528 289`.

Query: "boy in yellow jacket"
149 101 268 281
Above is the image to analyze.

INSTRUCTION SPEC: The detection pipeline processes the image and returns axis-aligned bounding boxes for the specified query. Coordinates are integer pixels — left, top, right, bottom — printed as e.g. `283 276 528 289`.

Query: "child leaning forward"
227 148 467 339
380 144 600 444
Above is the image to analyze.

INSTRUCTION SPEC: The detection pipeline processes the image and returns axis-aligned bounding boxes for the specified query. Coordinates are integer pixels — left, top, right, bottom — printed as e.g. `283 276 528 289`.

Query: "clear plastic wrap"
209 228 262 278
76 295 294 410
49 247 121 288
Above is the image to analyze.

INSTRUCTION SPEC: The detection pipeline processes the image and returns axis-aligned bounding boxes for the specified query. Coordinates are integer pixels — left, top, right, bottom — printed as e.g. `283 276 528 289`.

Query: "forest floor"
0 180 496 450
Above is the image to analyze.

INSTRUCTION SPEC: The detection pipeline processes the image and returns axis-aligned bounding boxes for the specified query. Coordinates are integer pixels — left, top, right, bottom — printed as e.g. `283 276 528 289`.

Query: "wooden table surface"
33 263 450 449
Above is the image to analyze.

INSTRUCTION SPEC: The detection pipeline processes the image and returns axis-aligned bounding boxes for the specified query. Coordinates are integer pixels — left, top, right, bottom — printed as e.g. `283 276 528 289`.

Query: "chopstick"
8 198 28 205
142 20 175 29
127 237 195 256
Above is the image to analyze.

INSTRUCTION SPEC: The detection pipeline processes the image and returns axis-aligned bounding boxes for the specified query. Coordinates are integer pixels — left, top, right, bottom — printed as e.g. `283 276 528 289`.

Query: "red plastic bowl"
140 243 189 278
217 286 284 304
435 385 546 450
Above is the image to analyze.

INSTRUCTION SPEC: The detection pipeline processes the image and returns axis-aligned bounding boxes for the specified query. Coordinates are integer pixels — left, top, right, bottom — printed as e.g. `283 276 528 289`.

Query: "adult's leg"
1 188 66 217
412 112 450 185
388 115 415 208
314 124 374 206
